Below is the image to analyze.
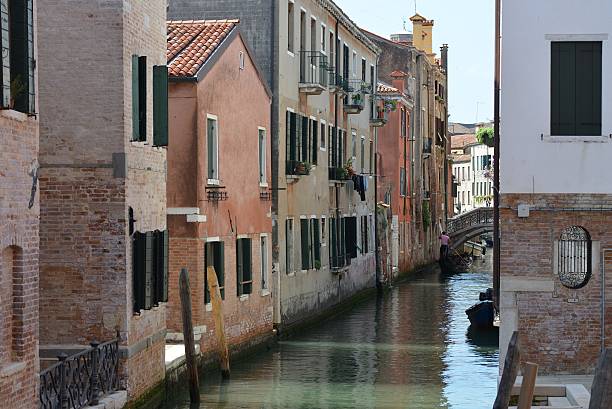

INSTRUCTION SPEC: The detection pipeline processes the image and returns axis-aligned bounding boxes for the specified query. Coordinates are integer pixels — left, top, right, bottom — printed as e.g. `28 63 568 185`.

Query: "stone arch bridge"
447 207 494 249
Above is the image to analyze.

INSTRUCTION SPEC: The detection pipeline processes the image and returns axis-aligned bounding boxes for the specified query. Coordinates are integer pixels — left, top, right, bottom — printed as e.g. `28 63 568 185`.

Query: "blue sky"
334 0 494 124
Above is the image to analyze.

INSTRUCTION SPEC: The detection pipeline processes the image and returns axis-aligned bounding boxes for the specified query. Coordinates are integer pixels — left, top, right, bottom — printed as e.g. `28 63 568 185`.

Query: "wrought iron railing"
299 51 328 88
447 207 493 235
328 166 350 181
40 335 120 409
206 186 229 201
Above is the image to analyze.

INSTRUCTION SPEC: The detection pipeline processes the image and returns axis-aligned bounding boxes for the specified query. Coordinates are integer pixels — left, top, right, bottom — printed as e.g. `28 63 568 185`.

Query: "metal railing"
447 207 494 235
40 335 120 409
299 51 328 88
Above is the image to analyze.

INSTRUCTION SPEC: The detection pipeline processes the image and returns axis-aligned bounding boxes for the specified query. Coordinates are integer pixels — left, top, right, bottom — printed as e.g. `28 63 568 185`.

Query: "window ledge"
0 361 26 378
543 135 611 143
259 182 269 188
0 109 29 122
260 289 271 297
287 272 296 277
287 50 295 58
239 294 249 302
207 179 221 186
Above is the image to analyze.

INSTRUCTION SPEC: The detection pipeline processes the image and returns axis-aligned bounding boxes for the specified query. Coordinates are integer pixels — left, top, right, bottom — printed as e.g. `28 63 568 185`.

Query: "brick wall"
37 0 168 402
0 111 39 409
500 193 612 374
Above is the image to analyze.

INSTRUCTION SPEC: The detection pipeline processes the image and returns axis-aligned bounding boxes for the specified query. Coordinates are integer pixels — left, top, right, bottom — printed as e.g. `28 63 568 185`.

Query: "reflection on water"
163 262 498 409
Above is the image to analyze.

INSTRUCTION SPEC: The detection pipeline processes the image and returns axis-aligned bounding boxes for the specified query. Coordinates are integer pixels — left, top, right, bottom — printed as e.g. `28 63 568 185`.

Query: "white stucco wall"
501 0 612 194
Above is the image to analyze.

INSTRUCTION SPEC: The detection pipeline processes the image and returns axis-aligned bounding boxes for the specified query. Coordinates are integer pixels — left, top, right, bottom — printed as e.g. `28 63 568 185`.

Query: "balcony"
286 160 311 176
299 51 328 95
370 106 388 127
328 166 351 181
343 80 371 114
206 186 229 202
329 72 348 95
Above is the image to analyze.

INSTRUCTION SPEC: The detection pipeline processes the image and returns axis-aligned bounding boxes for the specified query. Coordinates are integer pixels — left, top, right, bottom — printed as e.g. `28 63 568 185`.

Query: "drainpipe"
493 0 501 309
271 0 281 327
374 55 382 291
334 19 341 277
602 249 612 353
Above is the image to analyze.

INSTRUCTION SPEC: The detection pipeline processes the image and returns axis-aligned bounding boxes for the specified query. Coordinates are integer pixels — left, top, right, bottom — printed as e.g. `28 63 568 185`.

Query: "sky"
334 0 495 124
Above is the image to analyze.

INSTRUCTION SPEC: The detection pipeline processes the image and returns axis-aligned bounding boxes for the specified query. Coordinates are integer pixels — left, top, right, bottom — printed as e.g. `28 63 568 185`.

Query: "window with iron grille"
557 226 592 289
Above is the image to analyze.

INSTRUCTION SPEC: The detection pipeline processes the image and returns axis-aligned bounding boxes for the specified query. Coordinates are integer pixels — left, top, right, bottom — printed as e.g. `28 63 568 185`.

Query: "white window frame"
206 114 220 185
352 50 357 77
260 233 269 293
321 215 327 246
310 16 317 52
351 130 357 161
239 51 245 70
286 217 295 275
287 0 295 56
319 119 326 151
321 24 327 54
258 126 267 187
360 135 366 173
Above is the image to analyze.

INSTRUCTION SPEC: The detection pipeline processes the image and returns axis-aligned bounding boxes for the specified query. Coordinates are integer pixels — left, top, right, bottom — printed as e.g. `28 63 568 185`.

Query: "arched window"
557 226 592 289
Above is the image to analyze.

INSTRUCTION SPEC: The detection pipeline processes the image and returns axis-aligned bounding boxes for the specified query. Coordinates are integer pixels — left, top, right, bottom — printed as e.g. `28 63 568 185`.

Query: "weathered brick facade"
37 0 168 402
0 110 39 408
500 193 612 374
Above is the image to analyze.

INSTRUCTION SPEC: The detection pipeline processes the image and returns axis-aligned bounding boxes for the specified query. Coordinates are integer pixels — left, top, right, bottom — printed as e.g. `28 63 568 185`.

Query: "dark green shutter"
312 119 318 165
132 55 140 141
243 239 252 294
295 113 302 162
217 242 225 299
345 217 357 260
144 232 154 309
0 0 10 108
10 0 34 113
163 230 169 302
138 56 147 141
204 243 211 304
290 112 297 162
301 116 309 162
300 219 309 270
152 230 161 305
312 219 320 267
133 233 146 312
237 239 244 296
330 218 337 267
340 218 346 265
575 42 602 135
153 65 169 147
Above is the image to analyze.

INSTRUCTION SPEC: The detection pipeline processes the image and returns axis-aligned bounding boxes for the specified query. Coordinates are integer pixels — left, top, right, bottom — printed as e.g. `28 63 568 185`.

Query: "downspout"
441 45 449 224
334 19 341 276
493 0 501 309
271 0 281 326
374 55 382 291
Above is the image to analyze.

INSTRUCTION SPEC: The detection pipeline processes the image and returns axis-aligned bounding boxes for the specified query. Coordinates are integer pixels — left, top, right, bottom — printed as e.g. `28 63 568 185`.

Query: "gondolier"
439 231 450 260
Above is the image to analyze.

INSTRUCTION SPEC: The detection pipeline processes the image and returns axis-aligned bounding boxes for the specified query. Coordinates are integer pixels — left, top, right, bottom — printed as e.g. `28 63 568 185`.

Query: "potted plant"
295 161 311 175
344 158 355 178
314 260 322 270
476 127 495 148
351 92 363 106
383 98 397 113
9 76 25 110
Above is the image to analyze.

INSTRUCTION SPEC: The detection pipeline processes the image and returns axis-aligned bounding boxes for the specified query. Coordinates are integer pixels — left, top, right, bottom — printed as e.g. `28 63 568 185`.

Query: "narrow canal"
164 259 498 409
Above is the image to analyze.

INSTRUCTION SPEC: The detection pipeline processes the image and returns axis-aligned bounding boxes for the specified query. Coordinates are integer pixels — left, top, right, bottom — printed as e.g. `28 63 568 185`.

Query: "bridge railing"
447 207 493 235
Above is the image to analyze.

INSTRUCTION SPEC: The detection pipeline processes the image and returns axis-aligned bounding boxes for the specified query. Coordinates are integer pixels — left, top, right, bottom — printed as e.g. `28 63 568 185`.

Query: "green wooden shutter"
144 232 154 309
340 218 346 265
9 0 34 113
236 239 244 296
290 112 297 162
551 42 576 135
312 120 318 165
0 0 10 108
204 243 211 304
330 218 337 267
152 230 161 305
153 65 169 147
300 219 309 270
243 239 252 294
138 56 147 141
218 242 225 299
301 116 309 162
575 42 602 136
312 219 320 267
133 233 146 312
132 55 140 141
163 230 169 302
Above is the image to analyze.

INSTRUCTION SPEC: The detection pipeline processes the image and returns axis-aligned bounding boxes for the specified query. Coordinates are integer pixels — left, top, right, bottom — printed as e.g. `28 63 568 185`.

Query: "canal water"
164 259 498 409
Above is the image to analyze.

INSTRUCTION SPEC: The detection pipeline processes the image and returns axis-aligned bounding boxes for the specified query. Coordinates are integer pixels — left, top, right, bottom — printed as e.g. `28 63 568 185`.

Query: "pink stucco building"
166 20 274 354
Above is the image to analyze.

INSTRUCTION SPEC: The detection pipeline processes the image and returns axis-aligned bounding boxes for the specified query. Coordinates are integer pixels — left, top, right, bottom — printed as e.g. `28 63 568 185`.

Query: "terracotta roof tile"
451 134 478 149
167 19 239 78
450 153 471 163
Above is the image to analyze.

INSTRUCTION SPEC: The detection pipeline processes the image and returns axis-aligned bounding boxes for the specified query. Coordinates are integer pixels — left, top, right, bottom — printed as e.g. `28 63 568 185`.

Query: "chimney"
390 70 407 94
410 13 434 57
441 44 449 73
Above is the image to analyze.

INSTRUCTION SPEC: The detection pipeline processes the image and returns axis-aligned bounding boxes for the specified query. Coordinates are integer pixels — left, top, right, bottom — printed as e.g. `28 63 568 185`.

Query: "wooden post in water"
206 266 230 379
589 348 612 409
517 362 538 409
493 331 521 409
179 268 200 404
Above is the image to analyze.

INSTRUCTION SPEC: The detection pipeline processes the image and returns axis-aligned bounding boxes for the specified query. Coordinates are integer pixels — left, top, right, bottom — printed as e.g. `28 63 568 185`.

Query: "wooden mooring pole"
589 348 612 409
206 266 230 379
517 362 538 409
179 268 200 404
493 331 521 409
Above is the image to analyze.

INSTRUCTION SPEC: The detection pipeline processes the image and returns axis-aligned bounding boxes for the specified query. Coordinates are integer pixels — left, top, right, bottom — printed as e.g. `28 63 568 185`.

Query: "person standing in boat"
439 232 450 260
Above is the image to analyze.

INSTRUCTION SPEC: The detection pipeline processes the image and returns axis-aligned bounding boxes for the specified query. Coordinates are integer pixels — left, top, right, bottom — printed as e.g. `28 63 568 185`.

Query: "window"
551 41 602 136
133 230 169 313
321 217 327 245
351 131 357 159
207 116 219 181
329 31 334 58
286 219 294 274
259 128 266 184
557 226 592 289
361 58 366 82
236 238 253 296
311 218 321 269
352 51 357 77
205 241 225 303
310 17 316 51
311 118 318 165
321 24 326 53
132 56 147 141
401 108 407 137
400 168 407 196
260 236 268 290
369 140 374 174
345 216 358 259
287 1 294 52
239 51 245 70
1 0 35 113
300 218 312 270
153 65 169 147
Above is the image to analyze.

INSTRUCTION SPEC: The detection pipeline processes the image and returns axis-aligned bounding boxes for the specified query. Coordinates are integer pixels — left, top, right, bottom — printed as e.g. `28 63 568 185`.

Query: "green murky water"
163 260 498 408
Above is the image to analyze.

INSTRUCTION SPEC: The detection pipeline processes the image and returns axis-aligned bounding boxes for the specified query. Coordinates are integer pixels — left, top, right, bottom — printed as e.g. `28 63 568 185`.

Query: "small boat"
465 300 496 328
